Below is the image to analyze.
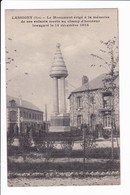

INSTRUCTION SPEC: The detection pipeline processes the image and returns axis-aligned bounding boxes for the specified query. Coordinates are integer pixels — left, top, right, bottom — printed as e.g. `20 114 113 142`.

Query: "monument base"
49 113 70 132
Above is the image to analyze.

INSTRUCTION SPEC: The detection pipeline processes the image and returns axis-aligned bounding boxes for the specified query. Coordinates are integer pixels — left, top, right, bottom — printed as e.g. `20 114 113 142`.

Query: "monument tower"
49 43 70 132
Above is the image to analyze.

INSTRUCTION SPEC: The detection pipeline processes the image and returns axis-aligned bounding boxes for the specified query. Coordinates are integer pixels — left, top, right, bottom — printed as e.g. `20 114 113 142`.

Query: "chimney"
82 75 89 86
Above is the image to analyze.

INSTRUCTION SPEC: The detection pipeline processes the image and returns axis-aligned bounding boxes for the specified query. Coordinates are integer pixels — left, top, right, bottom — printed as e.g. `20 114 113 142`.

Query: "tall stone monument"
49 43 70 132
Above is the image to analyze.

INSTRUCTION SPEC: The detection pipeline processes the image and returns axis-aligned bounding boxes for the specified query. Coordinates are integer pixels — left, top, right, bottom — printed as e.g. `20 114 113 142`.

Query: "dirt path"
8 176 120 186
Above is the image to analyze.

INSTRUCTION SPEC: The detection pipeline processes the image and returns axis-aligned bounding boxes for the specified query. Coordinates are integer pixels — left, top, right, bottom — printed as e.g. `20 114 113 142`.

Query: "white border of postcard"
1 1 130 195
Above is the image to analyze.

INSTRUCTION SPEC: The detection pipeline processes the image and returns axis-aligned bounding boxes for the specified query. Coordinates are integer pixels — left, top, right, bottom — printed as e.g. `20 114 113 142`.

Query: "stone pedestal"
49 113 70 132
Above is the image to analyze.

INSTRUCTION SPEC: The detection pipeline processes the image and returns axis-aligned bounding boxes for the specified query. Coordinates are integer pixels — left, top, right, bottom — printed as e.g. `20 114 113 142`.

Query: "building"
68 73 119 137
7 96 44 136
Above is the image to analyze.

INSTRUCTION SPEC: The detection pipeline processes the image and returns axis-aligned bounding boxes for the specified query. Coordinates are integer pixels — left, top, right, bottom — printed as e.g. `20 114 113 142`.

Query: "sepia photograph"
5 8 120 187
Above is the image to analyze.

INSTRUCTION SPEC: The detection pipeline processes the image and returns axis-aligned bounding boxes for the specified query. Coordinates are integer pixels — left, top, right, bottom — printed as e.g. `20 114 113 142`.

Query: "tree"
90 37 119 161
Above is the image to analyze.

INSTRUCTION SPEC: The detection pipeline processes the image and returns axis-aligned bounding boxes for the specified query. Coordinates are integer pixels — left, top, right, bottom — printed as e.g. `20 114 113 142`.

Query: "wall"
69 87 119 133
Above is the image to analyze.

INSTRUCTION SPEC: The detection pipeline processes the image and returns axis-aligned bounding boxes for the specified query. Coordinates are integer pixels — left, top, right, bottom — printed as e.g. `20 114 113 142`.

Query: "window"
41 115 42 120
103 92 112 109
29 112 31 119
77 96 82 108
9 100 16 107
103 96 111 109
32 113 34 119
20 111 23 117
10 111 17 122
26 112 29 119
90 96 94 104
103 115 111 129
23 112 26 118
26 112 28 119
91 114 96 131
77 115 83 128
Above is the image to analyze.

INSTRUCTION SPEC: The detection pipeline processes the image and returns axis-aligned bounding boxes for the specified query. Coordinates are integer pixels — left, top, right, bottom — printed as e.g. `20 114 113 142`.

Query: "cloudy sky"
5 9 118 118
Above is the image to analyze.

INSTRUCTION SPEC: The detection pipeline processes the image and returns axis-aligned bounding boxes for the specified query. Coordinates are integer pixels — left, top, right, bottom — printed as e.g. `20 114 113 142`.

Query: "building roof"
68 73 119 98
7 96 43 112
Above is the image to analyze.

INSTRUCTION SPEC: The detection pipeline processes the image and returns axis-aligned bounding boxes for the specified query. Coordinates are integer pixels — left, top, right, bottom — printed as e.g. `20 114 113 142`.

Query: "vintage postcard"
5 8 119 187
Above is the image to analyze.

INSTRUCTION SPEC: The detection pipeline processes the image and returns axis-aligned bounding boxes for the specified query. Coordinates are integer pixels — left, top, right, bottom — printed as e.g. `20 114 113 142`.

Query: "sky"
5 9 118 118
